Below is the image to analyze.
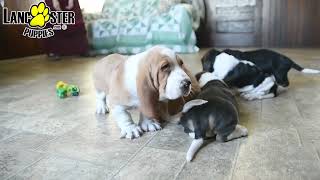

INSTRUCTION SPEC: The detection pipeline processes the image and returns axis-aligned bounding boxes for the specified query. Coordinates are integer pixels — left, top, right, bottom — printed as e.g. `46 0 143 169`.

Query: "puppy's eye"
161 63 170 71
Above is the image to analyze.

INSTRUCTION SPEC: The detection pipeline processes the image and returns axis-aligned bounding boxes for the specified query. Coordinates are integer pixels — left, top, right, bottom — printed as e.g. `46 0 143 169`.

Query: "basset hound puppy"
93 46 200 139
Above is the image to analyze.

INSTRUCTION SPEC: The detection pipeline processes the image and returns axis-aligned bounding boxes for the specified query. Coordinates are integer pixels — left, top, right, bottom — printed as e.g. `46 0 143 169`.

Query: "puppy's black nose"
181 79 191 89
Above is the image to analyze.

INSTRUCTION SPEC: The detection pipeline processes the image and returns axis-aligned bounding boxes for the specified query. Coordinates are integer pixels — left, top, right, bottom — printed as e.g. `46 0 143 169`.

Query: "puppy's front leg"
258 93 275 100
96 91 107 114
237 85 254 93
110 105 143 139
138 113 162 132
252 77 275 94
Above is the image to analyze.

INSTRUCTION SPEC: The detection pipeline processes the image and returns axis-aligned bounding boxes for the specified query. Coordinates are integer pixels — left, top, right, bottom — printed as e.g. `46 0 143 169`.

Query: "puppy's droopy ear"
182 99 208 113
137 57 161 121
195 72 206 81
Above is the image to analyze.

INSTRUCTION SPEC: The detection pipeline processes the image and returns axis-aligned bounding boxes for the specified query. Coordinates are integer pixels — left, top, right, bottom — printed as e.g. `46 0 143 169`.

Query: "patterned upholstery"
84 0 199 54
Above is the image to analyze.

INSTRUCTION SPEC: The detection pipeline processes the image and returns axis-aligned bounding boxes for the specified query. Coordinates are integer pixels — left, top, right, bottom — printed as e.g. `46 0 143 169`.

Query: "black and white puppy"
179 72 248 162
204 52 278 100
202 48 320 87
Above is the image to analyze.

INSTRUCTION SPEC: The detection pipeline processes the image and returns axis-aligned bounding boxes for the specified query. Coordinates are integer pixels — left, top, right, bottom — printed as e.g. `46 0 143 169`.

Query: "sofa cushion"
118 18 151 46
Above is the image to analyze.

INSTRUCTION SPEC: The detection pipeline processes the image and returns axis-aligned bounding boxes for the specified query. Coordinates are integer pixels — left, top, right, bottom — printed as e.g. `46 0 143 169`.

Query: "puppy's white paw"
188 132 195 138
237 124 248 137
96 101 107 114
120 124 143 139
242 93 256 101
186 154 193 162
139 118 162 132
238 85 254 93
247 94 258 101
227 125 248 141
242 91 266 101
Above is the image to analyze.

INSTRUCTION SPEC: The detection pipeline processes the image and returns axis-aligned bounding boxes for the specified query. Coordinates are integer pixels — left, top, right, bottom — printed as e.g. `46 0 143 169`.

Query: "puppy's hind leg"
105 95 110 113
277 85 288 94
186 138 204 162
225 125 248 141
96 91 107 114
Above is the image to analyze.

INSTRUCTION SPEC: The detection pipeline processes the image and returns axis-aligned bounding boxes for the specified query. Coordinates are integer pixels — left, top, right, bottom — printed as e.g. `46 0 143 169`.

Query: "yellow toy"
56 81 80 98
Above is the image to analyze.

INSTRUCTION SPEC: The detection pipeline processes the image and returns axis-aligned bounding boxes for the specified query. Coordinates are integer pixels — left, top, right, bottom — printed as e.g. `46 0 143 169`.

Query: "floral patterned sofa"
84 0 199 54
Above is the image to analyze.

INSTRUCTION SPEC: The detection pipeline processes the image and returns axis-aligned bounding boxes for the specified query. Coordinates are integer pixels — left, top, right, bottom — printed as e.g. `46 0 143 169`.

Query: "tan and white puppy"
93 46 195 139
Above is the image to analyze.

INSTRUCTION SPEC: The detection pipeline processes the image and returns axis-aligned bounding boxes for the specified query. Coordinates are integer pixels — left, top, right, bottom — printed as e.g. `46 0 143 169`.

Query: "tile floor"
1 48 320 180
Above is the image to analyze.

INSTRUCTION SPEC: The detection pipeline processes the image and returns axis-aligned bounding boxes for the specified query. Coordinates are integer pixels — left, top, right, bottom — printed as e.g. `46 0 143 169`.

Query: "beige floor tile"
113 147 185 180
1 48 320 179
8 156 107 180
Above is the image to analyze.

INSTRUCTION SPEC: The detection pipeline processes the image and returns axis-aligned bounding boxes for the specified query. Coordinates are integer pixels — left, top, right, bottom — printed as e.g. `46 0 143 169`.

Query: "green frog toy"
56 81 80 98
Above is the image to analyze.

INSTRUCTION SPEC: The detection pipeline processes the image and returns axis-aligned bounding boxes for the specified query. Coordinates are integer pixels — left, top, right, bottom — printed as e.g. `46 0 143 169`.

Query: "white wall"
78 0 105 13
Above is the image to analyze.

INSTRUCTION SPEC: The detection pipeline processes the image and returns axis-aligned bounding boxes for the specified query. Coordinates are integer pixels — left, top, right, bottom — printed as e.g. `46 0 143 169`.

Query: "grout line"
0 111 28 116
32 133 66 151
0 128 55 146
146 145 187 154
310 141 320 167
110 131 159 179
0 129 21 143
229 140 241 180
314 146 320 162
289 91 305 147
29 149 108 167
308 136 320 163
146 146 186 154
4 151 48 180
32 120 87 151
293 127 303 147
289 87 320 165
36 130 193 180
259 99 262 122
173 160 186 180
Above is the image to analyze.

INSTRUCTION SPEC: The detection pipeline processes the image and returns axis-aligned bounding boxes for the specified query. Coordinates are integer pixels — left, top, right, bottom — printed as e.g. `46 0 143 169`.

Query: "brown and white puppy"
93 46 198 139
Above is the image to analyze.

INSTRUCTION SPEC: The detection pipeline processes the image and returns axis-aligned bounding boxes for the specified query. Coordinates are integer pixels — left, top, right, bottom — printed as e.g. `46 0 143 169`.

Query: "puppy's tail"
186 138 203 162
292 62 320 74
301 68 320 74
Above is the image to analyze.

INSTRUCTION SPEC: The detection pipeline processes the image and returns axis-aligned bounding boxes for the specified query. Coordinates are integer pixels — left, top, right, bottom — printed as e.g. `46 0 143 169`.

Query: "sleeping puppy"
238 75 278 100
179 72 248 162
202 48 320 88
93 46 199 139
201 48 221 73
202 52 278 100
223 60 278 100
224 49 320 87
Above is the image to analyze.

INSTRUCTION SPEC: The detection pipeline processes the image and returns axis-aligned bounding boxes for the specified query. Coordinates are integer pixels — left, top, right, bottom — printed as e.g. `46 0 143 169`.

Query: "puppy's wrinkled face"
153 47 191 100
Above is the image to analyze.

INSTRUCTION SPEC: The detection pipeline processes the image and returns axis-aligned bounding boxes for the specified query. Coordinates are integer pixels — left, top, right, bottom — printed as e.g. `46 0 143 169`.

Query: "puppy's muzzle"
181 79 191 96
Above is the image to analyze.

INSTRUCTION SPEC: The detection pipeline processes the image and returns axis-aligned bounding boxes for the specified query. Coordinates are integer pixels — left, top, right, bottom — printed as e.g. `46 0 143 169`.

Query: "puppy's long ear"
201 55 213 72
182 99 208 113
137 57 162 121
201 49 221 72
195 71 206 81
